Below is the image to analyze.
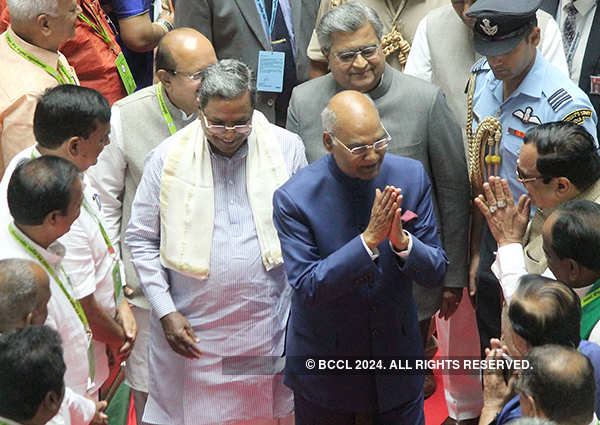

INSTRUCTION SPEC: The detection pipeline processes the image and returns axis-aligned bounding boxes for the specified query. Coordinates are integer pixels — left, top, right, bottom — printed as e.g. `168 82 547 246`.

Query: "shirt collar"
488 50 546 103
159 83 198 123
562 0 597 16
10 221 66 268
574 282 595 299
7 26 61 69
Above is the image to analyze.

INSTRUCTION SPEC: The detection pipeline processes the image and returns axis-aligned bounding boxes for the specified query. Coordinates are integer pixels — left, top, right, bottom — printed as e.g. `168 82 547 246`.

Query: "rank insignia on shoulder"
513 107 541 125
562 108 593 125
548 88 573 111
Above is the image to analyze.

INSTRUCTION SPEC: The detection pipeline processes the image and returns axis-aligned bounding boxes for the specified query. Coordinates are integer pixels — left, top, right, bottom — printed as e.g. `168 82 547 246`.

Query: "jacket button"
267 98 274 107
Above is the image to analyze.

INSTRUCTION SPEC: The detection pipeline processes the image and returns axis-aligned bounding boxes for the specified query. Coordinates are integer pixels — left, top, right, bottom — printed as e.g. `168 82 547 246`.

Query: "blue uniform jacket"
273 154 448 412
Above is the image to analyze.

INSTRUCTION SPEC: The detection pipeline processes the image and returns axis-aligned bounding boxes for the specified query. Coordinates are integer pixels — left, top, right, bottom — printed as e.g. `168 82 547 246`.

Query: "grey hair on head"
0 259 39 327
197 59 256 110
7 0 58 22
317 2 384 54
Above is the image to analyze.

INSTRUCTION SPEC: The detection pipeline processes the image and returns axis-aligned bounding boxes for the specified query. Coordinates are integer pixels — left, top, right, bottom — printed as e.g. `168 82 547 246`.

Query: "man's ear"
323 132 334 153
37 13 52 37
529 27 541 47
43 388 63 415
44 210 62 227
66 136 82 158
520 392 539 417
156 69 172 88
566 257 582 282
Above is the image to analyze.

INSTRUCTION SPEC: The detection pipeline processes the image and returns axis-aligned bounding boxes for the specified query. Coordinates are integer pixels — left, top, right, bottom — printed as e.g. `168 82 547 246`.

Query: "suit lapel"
291 0 302 46
579 6 600 89
540 0 560 16
233 0 270 50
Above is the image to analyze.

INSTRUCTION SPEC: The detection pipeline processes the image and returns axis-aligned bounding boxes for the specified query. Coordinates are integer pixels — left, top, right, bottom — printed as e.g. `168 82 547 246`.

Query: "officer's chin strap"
381 0 411 69
466 71 503 199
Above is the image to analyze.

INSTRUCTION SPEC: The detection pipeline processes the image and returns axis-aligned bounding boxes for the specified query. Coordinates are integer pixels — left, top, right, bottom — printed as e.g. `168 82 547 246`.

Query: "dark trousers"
475 224 503 359
294 392 425 425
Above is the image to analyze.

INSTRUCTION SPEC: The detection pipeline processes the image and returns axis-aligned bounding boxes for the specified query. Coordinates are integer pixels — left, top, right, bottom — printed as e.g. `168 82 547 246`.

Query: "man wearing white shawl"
125 59 307 425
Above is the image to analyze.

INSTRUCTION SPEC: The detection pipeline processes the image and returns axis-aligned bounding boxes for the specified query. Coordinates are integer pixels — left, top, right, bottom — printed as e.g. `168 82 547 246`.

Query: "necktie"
263 0 297 126
562 1 578 72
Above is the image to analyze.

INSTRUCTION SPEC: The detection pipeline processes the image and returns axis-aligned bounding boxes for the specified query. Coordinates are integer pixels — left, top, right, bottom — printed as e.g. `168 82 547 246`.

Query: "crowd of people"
0 0 599 425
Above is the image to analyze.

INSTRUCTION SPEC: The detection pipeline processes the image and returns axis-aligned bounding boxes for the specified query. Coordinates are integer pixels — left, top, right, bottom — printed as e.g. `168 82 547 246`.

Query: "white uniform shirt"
405 9 569 80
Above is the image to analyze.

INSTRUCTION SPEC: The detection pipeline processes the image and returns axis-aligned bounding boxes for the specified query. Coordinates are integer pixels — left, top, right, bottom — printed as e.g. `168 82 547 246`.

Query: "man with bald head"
87 27 217 423
273 90 448 424
0 258 49 333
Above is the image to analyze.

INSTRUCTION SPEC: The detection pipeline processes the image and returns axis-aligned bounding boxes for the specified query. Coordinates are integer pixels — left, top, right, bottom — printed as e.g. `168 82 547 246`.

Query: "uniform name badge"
590 75 600 96
257 50 284 93
116 52 137 95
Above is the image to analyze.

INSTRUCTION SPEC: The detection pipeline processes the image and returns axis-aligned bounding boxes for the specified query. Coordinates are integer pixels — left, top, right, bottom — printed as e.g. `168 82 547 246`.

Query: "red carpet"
424 351 449 425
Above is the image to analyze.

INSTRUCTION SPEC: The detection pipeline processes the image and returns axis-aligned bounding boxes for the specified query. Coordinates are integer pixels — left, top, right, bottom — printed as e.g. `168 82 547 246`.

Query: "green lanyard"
81 199 123 305
6 32 75 85
79 12 113 48
8 223 95 380
156 82 177 135
582 280 600 308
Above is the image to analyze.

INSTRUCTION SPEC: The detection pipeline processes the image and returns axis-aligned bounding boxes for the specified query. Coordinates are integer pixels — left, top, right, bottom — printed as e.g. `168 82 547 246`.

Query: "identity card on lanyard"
255 0 285 93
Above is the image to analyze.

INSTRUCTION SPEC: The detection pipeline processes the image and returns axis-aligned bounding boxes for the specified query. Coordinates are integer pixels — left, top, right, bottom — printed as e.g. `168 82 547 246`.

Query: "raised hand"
362 186 401 251
474 176 531 247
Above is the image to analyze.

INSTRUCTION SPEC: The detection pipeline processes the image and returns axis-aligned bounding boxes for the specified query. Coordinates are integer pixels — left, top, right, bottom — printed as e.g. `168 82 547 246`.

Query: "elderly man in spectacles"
273 89 448 425
286 2 470 399
126 58 307 425
475 121 600 308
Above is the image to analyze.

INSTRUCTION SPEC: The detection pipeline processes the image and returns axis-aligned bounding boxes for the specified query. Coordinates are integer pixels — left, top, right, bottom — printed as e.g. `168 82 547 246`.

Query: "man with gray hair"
0 0 80 175
517 345 595 425
126 58 307 425
287 0 470 398
0 258 50 333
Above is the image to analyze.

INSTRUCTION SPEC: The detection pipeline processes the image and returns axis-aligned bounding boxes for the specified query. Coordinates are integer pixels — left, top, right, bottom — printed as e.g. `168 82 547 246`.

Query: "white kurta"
0 224 96 425
0 145 121 394
126 125 306 425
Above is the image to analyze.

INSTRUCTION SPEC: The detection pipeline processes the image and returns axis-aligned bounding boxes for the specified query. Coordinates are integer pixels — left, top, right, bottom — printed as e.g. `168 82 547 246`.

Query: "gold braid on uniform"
380 0 411 68
466 72 502 198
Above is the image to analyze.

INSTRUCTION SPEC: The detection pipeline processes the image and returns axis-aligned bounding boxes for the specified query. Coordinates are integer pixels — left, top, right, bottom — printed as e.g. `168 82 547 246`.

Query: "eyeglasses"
166 69 203 81
331 126 391 155
334 44 380 63
202 114 252 135
515 166 546 184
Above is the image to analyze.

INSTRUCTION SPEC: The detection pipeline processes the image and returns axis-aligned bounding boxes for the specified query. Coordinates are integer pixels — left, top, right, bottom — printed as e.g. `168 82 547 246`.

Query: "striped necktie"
562 1 579 72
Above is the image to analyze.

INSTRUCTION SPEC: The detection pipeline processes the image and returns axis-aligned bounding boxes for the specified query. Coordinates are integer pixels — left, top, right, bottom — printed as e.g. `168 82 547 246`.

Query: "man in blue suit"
273 90 449 424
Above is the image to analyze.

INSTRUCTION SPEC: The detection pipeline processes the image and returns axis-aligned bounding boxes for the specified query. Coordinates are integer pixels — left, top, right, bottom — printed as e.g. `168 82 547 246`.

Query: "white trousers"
436 288 483 420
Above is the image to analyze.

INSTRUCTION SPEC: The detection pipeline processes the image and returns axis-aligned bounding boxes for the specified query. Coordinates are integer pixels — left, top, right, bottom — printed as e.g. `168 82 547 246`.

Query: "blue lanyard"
255 0 279 39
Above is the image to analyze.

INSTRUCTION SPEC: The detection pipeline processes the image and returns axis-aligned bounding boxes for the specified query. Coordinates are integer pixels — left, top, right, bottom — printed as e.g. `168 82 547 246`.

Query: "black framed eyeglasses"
515 166 546 184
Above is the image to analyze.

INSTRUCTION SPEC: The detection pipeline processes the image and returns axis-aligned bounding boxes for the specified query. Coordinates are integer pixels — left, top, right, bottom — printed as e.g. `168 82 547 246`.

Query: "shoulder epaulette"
470 57 487 74
547 88 573 112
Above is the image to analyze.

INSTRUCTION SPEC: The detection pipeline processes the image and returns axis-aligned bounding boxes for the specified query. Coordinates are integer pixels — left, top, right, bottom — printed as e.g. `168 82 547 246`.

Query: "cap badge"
480 19 498 36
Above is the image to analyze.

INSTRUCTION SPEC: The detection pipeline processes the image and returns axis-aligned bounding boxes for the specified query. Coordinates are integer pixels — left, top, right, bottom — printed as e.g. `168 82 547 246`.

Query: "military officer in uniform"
466 0 598 356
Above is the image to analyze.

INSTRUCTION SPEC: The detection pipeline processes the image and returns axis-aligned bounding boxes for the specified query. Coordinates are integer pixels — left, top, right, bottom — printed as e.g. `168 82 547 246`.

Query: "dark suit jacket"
541 0 600 134
174 0 319 122
273 154 448 412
